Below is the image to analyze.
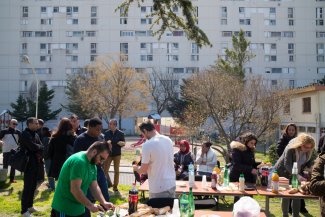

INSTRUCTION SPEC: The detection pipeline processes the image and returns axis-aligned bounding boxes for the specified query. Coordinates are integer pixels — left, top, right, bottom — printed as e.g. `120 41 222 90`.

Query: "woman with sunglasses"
174 140 194 180
274 133 315 217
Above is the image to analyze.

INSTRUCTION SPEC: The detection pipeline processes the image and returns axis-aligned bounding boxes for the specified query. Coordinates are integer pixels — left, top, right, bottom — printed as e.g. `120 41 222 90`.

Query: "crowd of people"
2 118 325 216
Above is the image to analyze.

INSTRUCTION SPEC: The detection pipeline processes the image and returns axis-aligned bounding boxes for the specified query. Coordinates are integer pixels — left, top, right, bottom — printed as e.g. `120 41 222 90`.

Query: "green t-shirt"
52 151 97 216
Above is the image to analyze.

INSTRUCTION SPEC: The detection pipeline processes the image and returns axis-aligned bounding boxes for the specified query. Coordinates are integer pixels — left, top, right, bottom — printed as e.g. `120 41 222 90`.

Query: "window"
317 68 325 74
120 6 128 17
316 32 325 38
90 43 97 54
271 80 278 86
298 126 306 133
73 7 78 13
316 20 324 26
173 68 184 73
21 43 27 53
86 31 96 37
288 8 294 18
91 18 97 25
265 55 277 62
289 80 295 89
66 7 72 15
120 18 127 24
317 43 324 62
302 97 311 113
288 43 295 54
40 43 47 49
172 6 178 13
173 31 184 36
186 67 199 73
222 31 232 37
191 43 199 54
271 68 282 73
270 8 276 14
307 127 316 133
120 43 128 55
288 19 294 26
221 7 227 17
91 6 97 17
282 31 294 37
22 6 28 17
90 55 97 62
20 80 28 92
239 7 245 14
167 55 179 62
22 31 32 37
240 19 251 25
120 31 134 37
316 7 323 19
289 55 295 62
66 55 78 62
41 7 47 13
140 18 152 24
221 19 227 25
264 19 276 26
53 7 59 13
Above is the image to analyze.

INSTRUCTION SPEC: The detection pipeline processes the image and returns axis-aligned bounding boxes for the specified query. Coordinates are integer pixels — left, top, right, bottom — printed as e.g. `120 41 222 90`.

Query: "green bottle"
188 187 195 217
291 162 298 189
179 192 189 217
224 165 229 187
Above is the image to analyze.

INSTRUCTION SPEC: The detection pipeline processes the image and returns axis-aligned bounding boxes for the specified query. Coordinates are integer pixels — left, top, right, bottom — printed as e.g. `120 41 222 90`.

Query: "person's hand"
87 203 104 213
107 140 112 151
117 141 125 147
251 168 258 175
298 174 307 182
101 201 115 211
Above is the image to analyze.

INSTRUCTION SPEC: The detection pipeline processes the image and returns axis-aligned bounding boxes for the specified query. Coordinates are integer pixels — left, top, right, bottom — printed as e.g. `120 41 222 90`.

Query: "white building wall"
0 0 324 119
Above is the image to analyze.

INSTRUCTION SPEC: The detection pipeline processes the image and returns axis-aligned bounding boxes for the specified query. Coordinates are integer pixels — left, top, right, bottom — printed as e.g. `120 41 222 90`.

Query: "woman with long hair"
48 118 76 190
174 140 194 180
276 123 297 157
229 132 260 184
274 133 315 217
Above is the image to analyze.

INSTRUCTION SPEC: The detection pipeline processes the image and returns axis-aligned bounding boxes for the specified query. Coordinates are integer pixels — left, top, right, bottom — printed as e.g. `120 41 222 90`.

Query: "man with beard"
73 117 109 217
51 141 114 217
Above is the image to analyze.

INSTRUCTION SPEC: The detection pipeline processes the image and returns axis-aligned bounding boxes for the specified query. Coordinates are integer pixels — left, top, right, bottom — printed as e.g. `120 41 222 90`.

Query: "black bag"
9 147 29 172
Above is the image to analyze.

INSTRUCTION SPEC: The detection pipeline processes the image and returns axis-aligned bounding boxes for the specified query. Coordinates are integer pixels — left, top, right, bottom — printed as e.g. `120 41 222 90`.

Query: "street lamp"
22 55 39 119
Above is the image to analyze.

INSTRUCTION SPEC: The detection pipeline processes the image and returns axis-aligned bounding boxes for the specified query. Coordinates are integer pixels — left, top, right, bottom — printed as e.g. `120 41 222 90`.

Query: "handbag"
9 133 29 172
9 147 29 172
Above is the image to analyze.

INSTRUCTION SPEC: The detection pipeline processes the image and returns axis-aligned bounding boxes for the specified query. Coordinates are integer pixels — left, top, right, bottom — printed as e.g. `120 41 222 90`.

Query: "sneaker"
114 190 121 197
22 211 31 217
28 207 38 213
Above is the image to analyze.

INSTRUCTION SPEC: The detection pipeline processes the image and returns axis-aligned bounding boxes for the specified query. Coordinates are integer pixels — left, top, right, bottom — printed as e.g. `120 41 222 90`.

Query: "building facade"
280 85 325 144
0 0 324 118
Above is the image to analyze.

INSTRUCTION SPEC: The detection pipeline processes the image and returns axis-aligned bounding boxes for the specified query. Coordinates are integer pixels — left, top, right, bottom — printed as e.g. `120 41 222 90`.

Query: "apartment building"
0 0 324 117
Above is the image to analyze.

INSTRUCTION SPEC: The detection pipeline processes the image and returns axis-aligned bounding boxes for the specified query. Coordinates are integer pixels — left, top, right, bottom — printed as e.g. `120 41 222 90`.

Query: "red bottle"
128 182 138 214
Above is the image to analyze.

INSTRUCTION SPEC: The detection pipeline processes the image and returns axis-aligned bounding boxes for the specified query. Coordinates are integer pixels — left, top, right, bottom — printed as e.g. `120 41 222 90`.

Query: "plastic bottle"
223 165 229 187
172 198 180 217
239 173 245 191
128 182 138 215
135 148 141 164
291 162 299 189
188 187 195 217
179 192 189 217
271 170 279 194
211 171 217 189
267 165 274 190
188 162 195 188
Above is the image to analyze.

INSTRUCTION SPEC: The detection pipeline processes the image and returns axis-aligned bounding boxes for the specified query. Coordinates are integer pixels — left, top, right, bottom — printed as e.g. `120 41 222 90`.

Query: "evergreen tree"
10 94 28 129
28 84 62 121
63 74 92 119
215 29 255 80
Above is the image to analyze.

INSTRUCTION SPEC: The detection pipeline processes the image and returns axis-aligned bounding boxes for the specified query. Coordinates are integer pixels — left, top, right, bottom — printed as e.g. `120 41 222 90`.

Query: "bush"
268 143 278 165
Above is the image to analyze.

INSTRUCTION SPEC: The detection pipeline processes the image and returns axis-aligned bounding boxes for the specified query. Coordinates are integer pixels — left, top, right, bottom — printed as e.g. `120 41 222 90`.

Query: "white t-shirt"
141 134 176 194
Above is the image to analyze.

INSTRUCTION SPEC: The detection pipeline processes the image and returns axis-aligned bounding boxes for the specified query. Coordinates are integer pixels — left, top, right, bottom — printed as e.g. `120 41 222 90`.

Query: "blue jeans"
85 165 109 217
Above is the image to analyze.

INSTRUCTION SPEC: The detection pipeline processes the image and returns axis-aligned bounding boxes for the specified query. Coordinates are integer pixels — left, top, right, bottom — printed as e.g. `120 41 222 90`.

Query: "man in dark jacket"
103 119 125 195
0 119 21 183
20 117 43 217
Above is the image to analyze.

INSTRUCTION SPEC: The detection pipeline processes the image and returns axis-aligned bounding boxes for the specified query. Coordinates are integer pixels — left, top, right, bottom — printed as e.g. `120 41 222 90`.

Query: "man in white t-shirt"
133 121 176 198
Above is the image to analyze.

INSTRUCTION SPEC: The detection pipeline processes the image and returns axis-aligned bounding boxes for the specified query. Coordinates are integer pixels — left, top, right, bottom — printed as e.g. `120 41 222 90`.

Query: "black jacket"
229 141 259 183
174 151 194 172
276 134 294 157
104 129 125 157
48 134 76 179
309 152 325 216
19 128 43 160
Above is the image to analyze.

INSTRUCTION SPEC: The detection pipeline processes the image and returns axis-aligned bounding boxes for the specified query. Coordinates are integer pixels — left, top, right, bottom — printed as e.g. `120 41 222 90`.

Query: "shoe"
10 180 17 183
300 207 309 214
22 211 31 217
28 207 38 213
114 190 121 197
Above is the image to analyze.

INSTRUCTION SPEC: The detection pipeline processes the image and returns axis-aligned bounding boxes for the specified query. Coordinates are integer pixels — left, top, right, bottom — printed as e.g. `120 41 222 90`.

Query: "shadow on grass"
34 189 52 203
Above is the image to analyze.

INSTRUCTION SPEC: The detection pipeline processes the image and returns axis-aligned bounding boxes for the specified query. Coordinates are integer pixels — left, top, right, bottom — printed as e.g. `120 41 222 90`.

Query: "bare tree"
71 55 150 124
183 71 288 162
148 70 178 115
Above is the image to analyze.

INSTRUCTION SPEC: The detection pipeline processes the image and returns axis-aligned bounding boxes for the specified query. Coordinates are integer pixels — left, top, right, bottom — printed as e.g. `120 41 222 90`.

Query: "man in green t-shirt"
51 141 114 217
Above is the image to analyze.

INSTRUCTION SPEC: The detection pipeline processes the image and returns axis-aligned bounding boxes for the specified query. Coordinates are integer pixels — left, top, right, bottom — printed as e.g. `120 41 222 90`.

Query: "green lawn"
0 175 320 217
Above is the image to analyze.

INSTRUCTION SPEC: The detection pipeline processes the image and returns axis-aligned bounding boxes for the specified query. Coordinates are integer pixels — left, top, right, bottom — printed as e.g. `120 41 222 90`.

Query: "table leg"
265 196 270 217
